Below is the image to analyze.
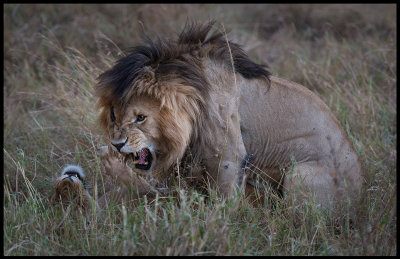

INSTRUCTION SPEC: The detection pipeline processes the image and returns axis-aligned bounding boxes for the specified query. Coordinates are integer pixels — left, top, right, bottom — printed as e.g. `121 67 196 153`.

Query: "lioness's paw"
99 145 109 157
102 151 132 180
99 145 125 161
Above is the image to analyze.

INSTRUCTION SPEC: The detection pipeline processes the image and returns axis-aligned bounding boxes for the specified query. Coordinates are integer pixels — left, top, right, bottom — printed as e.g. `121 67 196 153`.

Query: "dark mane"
97 21 271 101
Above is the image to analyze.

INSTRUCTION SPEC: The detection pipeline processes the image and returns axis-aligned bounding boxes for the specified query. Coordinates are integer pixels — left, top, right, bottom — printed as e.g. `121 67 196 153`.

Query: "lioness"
53 21 363 214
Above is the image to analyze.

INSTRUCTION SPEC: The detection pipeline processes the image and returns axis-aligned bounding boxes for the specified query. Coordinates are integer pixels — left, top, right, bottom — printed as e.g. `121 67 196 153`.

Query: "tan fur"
238 76 363 211
54 22 363 214
51 175 92 214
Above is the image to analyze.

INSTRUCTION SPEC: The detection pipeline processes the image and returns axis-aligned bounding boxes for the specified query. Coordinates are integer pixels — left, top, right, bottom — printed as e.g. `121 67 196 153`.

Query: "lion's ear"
142 66 155 80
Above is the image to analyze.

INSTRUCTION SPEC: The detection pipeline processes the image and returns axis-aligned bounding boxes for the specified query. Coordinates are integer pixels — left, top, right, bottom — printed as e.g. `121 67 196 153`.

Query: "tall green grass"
4 4 396 255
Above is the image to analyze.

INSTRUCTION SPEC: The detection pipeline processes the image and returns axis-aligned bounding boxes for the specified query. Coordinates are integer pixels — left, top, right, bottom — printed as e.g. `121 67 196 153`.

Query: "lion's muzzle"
111 131 154 171
111 138 128 152
131 147 153 170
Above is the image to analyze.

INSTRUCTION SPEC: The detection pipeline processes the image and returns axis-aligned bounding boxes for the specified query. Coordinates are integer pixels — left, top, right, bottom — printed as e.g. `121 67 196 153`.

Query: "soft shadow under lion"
52 21 363 217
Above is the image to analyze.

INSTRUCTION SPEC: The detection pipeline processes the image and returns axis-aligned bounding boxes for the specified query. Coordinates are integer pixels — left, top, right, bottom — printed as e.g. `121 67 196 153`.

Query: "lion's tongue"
138 149 148 164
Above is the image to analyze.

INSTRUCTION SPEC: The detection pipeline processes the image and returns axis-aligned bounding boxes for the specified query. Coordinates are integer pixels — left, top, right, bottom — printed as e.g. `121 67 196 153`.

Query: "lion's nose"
111 138 127 152
112 142 125 151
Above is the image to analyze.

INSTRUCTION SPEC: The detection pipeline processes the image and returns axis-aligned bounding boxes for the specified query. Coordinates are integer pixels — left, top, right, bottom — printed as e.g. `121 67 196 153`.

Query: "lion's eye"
135 115 146 123
110 106 116 122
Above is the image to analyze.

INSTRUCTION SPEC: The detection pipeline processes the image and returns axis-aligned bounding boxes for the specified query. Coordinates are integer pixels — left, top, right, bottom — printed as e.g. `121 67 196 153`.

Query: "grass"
3 4 396 255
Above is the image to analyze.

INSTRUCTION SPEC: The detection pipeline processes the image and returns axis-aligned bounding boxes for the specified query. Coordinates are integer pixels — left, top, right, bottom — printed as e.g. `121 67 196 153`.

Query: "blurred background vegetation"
3 4 396 255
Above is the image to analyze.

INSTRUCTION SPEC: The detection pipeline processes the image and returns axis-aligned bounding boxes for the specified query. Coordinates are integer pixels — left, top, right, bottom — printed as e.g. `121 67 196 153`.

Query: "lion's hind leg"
282 161 341 215
51 165 94 214
282 160 362 231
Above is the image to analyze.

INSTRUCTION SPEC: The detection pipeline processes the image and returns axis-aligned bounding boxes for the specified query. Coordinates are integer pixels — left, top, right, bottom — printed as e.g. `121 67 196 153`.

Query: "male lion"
53 21 363 214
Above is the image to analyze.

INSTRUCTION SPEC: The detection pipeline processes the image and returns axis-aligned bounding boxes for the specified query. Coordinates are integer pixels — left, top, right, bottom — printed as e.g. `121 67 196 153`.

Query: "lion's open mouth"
131 148 153 170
